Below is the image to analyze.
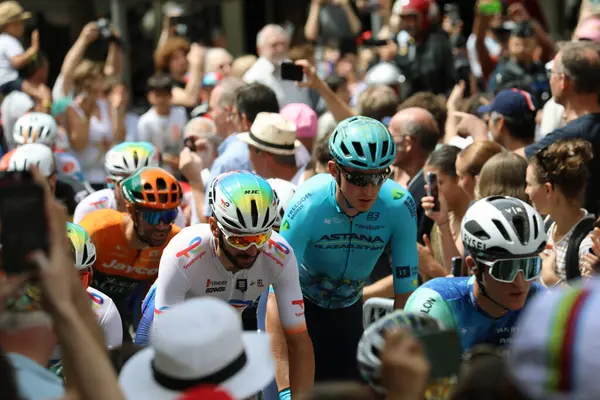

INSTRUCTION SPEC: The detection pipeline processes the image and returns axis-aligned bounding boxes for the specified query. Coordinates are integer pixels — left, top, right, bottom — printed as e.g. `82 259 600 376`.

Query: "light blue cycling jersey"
280 174 418 309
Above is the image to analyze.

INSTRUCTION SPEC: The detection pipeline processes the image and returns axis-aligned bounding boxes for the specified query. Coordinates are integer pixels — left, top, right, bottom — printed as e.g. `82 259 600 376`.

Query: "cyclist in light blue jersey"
279 116 418 382
404 196 547 353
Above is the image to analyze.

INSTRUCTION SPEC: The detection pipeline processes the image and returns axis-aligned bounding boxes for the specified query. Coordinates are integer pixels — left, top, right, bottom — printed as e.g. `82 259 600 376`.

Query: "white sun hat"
119 297 274 400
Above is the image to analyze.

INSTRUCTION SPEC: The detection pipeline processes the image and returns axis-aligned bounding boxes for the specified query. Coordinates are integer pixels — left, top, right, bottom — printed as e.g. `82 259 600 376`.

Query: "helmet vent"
492 219 511 242
133 151 139 166
262 207 270 228
147 193 157 203
133 191 145 201
381 140 389 158
512 216 528 245
464 221 490 240
82 244 88 263
236 208 247 228
352 141 365 158
340 141 351 157
223 216 242 229
533 216 539 240
159 193 168 203
122 156 130 170
156 178 167 190
89 252 96 266
368 143 377 161
250 199 259 227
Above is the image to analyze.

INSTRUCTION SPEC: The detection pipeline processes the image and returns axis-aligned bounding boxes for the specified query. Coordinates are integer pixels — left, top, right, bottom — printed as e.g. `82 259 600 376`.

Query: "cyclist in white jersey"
74 141 186 228
145 171 315 397
67 222 123 349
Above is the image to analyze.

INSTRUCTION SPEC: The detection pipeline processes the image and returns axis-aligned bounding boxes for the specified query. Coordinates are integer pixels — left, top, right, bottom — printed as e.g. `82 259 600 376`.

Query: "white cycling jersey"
87 287 123 349
154 224 307 334
74 188 186 228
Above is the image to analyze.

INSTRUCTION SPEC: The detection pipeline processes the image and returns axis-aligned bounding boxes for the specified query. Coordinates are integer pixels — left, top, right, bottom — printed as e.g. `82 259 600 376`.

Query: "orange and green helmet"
120 167 182 210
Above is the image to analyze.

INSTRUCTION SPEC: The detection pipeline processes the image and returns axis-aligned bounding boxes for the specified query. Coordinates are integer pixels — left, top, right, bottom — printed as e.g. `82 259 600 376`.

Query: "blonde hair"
458 141 504 177
72 59 104 94
231 55 257 78
476 152 529 202
154 36 190 72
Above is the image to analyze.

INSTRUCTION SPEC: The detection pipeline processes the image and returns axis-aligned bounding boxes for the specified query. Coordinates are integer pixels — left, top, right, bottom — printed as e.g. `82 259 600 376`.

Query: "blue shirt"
202 134 252 217
7 353 65 400
280 174 418 309
404 276 545 352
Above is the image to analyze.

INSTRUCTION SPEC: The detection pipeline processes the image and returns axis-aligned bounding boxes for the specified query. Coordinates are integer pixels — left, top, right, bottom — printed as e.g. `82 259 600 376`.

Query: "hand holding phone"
0 171 49 275
281 62 304 82
426 172 440 212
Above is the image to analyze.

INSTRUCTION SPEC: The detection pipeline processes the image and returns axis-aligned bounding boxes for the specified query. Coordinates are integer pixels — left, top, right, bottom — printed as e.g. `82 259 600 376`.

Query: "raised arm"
58 23 99 98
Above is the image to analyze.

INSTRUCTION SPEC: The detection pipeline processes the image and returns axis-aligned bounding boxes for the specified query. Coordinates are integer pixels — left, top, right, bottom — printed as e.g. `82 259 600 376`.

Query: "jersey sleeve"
153 237 193 317
390 193 419 295
404 287 457 330
73 200 95 224
99 298 123 350
271 247 307 335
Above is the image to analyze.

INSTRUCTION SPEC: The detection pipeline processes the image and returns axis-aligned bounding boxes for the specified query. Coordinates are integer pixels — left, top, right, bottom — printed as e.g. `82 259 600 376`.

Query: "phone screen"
426 172 440 212
0 173 48 274
280 62 304 82
479 0 502 16
417 329 462 379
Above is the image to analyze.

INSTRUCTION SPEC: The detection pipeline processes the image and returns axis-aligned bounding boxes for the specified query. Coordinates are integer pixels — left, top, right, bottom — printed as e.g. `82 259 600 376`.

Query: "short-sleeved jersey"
404 276 545 352
280 174 418 309
87 287 123 349
154 224 306 334
79 209 181 299
74 188 186 228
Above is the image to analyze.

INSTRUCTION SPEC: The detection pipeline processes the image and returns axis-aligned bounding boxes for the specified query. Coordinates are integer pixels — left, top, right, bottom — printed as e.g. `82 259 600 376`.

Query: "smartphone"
451 257 463 277
0 171 49 275
281 62 304 82
417 329 462 379
426 172 440 212
479 0 502 16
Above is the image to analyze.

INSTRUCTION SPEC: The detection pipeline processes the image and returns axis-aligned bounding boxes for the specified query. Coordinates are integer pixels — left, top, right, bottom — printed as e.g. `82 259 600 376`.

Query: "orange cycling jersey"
80 209 181 282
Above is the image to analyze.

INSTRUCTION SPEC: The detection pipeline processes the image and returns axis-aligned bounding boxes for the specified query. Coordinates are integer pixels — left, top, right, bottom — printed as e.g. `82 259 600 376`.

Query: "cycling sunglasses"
218 222 271 250
138 209 179 225
337 166 391 187
474 256 541 283
80 267 93 288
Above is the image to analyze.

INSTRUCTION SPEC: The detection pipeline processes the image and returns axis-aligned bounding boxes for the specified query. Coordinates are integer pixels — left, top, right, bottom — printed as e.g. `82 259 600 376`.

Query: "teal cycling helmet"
329 116 396 170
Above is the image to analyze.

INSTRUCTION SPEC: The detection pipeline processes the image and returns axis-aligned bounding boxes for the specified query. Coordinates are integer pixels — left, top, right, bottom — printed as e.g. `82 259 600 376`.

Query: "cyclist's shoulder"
163 224 212 260
86 287 115 310
79 209 125 235
285 174 333 219
294 173 333 197
377 179 415 210
418 276 473 300
261 231 296 269
79 188 115 207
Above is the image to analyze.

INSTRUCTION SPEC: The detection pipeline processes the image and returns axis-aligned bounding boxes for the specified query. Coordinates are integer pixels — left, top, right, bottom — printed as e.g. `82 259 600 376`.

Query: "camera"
96 18 122 45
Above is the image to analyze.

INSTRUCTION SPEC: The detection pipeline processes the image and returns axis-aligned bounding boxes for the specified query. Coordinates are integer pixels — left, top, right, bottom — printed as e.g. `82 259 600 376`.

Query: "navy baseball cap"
478 89 537 117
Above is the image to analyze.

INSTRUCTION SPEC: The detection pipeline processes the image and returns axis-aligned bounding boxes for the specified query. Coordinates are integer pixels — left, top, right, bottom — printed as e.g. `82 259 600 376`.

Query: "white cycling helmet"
267 178 296 228
461 196 547 259
7 143 55 177
365 62 406 87
208 171 279 235
66 222 97 270
13 112 58 146
104 141 160 181
357 310 445 393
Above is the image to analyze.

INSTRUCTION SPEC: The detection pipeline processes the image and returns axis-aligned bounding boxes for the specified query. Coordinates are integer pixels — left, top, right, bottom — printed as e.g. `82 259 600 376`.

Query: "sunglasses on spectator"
474 256 541 283
138 208 179 225
217 222 271 250
337 165 391 187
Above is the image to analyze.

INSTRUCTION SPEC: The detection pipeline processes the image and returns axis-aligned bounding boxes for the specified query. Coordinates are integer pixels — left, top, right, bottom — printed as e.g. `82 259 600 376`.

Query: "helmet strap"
474 269 511 313
335 165 356 211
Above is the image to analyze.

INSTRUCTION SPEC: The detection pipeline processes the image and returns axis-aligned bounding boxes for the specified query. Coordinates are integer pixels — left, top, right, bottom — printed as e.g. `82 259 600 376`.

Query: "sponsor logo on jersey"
154 306 170 315
366 212 380 221
102 260 159 276
236 279 247 293
250 279 265 287
88 291 104 306
324 217 343 225
264 251 284 267
206 279 228 287
206 286 226 293
62 161 76 174
287 193 312 219
315 233 385 250
267 240 290 259
420 297 436 315
292 299 305 317
176 237 205 269
405 196 417 219
355 224 384 231
392 189 404 200
229 299 253 309
90 196 109 208
395 266 411 278
280 219 290 231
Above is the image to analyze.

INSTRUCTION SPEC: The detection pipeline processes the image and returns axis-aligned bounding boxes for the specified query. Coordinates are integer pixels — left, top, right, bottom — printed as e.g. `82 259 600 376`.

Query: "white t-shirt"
137 106 187 167
153 224 307 333
466 34 502 79
0 33 24 86
74 188 187 228
87 287 123 349
71 99 114 184
0 90 34 150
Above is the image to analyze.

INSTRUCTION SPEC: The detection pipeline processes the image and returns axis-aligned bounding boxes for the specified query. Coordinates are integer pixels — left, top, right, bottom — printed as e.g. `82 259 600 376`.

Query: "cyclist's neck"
123 214 151 250
335 188 361 217
472 279 508 318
